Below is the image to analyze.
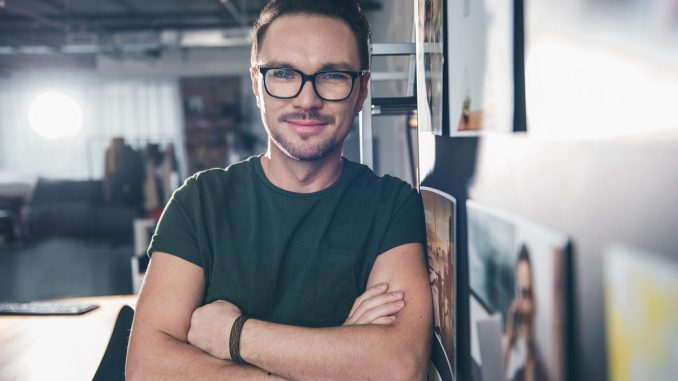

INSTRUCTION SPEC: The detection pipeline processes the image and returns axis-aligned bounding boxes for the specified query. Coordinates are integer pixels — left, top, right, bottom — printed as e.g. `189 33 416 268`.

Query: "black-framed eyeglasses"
257 66 368 102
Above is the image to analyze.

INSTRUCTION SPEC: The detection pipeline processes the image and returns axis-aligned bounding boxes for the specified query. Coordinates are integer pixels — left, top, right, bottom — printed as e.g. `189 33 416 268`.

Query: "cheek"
259 97 278 118
335 106 357 128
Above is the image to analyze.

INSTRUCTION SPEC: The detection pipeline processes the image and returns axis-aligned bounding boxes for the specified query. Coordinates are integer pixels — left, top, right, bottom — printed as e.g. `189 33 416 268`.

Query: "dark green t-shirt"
148 156 425 327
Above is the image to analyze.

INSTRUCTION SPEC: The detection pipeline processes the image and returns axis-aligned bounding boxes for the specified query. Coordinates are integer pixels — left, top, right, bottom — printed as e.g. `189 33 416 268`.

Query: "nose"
291 79 323 110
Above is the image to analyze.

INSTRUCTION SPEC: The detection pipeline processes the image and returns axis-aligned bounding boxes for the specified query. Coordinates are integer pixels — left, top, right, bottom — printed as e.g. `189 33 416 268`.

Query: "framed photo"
416 0 445 136
467 200 569 381
447 0 513 134
604 244 678 381
421 187 456 380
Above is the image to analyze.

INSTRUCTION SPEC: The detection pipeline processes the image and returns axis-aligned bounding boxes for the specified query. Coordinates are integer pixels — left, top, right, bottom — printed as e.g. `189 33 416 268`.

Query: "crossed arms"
126 242 432 381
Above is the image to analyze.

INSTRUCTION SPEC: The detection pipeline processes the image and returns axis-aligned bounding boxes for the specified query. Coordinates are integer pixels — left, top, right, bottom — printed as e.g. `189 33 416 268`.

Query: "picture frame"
604 244 678 381
446 0 514 135
421 186 456 380
466 200 569 381
415 0 446 136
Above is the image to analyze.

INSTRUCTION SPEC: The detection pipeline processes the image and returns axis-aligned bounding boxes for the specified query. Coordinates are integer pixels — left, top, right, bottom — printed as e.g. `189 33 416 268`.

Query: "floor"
0 237 134 302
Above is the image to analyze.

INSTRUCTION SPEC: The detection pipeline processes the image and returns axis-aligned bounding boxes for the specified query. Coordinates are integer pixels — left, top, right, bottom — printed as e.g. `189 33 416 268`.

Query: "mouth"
285 119 328 134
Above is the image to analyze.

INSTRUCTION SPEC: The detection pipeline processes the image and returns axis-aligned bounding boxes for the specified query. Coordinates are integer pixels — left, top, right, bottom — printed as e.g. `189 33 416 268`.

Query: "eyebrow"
260 60 359 72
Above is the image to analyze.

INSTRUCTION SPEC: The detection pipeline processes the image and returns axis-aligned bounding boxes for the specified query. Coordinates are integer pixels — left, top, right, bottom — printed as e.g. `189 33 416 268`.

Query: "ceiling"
0 0 381 73
1 0 265 48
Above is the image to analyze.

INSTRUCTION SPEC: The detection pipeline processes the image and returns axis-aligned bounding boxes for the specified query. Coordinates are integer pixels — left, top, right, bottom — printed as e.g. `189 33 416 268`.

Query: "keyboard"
0 302 99 316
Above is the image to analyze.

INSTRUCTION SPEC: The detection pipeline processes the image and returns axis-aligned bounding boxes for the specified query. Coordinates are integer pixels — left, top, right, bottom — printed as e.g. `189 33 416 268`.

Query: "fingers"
344 299 404 325
344 291 406 325
357 291 404 316
372 315 398 325
347 282 389 319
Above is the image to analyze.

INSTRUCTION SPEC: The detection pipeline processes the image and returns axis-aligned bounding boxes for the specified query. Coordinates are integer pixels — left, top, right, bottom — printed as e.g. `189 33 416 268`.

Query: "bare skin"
186 283 407 361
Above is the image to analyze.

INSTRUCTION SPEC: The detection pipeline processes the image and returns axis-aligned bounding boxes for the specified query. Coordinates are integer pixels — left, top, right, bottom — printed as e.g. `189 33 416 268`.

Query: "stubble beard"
269 127 339 161
267 111 343 161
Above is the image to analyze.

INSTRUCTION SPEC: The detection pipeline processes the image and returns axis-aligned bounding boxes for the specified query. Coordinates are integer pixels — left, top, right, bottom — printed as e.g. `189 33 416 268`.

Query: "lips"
285 119 328 134
285 118 328 125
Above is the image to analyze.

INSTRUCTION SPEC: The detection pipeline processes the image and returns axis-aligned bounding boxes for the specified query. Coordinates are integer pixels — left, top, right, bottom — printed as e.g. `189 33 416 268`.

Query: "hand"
343 283 405 325
187 300 242 360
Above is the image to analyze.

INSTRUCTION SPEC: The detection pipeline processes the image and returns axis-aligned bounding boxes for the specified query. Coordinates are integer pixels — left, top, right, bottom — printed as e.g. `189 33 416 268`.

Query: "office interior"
1 1 677 381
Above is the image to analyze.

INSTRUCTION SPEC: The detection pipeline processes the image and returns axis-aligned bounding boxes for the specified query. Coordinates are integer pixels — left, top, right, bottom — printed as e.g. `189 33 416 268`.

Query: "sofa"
24 178 141 239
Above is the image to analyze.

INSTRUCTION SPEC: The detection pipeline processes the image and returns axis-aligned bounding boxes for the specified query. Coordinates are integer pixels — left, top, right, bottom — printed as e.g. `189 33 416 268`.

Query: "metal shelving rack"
358 42 417 169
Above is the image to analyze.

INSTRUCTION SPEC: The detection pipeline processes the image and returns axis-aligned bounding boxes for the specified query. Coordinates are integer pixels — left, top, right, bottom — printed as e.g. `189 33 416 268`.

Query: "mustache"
278 111 335 125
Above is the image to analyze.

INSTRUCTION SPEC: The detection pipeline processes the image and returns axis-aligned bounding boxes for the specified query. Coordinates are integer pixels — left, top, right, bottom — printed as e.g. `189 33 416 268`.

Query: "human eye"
269 68 298 80
319 71 351 81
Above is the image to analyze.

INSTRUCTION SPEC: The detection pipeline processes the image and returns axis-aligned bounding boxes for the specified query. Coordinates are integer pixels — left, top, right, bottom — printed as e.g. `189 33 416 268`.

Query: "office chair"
93 305 135 381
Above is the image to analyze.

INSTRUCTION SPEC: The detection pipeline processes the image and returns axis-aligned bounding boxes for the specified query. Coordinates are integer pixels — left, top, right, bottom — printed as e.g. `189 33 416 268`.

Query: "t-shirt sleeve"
376 183 427 255
147 179 205 269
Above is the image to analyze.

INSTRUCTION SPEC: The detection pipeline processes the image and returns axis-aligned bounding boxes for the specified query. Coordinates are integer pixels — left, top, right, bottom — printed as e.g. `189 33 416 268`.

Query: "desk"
0 295 137 381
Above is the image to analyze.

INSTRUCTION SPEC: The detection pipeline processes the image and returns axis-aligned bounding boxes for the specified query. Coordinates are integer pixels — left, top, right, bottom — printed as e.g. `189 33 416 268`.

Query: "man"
126 1 432 380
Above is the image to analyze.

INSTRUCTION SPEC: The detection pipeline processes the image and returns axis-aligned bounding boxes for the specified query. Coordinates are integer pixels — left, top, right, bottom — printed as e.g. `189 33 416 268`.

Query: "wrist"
238 317 260 365
229 314 250 364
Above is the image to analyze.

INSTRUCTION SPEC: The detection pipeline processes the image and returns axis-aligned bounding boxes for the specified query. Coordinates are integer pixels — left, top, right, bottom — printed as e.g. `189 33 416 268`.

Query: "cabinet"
180 76 241 174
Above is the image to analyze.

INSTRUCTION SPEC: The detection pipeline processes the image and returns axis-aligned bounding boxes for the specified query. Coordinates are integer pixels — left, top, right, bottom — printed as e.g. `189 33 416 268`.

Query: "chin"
274 135 339 162
284 146 333 161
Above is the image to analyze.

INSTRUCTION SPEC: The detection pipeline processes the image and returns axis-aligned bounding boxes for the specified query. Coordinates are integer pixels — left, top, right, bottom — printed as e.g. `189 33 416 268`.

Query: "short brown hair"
251 0 371 69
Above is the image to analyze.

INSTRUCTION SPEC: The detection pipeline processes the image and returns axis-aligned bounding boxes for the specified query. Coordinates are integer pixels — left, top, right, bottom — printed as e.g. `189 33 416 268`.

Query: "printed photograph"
447 0 513 134
421 187 456 378
467 200 569 381
416 0 445 135
604 244 678 381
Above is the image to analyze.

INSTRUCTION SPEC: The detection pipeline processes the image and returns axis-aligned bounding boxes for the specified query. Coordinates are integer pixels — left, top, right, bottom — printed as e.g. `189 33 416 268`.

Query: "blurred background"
0 0 417 302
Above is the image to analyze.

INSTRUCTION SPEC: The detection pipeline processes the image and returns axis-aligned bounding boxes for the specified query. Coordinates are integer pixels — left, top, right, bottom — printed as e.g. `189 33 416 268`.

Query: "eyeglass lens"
264 68 355 100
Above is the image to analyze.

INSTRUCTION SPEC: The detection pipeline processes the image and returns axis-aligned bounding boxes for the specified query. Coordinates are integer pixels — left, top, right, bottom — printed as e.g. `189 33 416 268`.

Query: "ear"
250 67 262 108
353 71 370 114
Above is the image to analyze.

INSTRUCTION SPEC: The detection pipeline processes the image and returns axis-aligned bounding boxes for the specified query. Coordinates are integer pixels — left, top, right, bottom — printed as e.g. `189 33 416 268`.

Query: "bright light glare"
525 36 678 137
28 91 84 139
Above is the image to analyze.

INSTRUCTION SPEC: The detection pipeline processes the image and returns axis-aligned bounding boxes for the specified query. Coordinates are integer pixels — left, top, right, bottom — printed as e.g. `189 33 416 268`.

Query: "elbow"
387 353 428 381
125 342 149 381
125 364 140 381
387 332 431 381
125 369 140 381
126 359 154 381
125 354 142 381
378 344 429 381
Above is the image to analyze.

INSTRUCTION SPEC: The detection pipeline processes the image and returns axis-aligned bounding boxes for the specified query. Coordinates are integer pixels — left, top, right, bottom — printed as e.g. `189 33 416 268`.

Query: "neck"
260 143 344 193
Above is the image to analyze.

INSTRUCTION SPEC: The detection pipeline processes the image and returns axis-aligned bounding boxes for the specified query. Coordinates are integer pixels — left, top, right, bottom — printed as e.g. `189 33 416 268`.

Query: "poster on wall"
604 244 678 381
447 0 513 134
467 200 569 381
421 187 456 380
415 0 445 136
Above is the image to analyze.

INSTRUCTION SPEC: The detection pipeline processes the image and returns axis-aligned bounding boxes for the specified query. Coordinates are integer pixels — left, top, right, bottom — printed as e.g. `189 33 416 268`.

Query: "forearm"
126 329 288 381
240 319 430 381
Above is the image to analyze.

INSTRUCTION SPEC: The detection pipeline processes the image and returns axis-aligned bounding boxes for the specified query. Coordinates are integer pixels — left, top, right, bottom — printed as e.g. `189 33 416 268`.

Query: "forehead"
257 13 361 71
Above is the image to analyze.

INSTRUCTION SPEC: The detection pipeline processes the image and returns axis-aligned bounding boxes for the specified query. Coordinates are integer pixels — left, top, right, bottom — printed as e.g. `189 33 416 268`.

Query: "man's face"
251 14 369 161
